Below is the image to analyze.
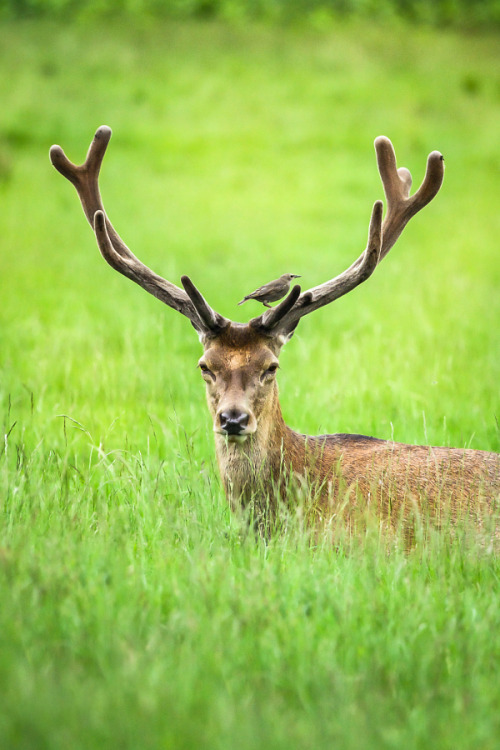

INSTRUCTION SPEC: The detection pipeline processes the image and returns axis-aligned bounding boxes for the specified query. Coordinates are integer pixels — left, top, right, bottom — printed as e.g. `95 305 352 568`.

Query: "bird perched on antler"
238 273 301 308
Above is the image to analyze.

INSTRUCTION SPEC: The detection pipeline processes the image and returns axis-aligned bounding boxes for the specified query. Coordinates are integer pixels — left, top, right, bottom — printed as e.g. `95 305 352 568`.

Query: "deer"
50 127 499 537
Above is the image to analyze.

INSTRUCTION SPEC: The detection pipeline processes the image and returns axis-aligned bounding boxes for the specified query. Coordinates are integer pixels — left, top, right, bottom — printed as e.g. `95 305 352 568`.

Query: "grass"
1 15 499 750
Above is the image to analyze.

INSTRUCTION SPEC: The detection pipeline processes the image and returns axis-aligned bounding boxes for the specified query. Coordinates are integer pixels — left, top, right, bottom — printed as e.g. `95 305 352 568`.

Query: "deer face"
198 325 281 443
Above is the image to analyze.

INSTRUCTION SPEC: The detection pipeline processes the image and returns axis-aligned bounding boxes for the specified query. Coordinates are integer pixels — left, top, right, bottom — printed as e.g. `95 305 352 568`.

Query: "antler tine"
260 137 443 339
250 284 303 334
50 126 118 238
375 136 444 260
181 275 229 334
50 127 228 337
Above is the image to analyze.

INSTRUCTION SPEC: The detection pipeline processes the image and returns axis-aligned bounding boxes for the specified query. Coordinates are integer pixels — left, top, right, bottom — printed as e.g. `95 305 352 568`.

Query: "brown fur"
201 324 499 533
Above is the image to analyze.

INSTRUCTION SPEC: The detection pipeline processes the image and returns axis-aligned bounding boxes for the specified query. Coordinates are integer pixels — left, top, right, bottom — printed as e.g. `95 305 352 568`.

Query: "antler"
49 126 228 338
251 136 444 337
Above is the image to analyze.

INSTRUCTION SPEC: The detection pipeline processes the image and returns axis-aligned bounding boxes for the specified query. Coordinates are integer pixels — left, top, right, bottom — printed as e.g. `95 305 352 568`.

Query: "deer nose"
219 409 249 435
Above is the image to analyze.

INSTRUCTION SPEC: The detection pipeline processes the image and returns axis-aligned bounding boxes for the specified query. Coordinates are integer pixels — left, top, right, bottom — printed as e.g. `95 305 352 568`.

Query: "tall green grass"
1 17 499 749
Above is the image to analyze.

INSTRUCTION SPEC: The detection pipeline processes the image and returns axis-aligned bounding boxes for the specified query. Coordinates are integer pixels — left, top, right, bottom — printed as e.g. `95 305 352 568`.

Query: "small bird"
238 274 301 308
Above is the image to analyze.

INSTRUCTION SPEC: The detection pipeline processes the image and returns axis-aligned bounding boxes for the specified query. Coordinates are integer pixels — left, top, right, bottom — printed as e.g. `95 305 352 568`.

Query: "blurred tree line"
2 0 500 28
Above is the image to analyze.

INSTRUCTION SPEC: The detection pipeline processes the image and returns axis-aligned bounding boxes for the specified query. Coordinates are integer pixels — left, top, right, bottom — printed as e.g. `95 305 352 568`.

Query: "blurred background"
1 0 499 464
1 5 500 748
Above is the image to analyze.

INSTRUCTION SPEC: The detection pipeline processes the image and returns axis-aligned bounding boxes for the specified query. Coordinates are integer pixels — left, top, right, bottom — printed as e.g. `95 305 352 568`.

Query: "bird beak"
292 275 301 278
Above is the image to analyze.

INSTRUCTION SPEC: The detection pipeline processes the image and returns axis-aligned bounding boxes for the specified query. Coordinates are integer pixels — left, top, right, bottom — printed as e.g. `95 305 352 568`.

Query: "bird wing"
238 278 283 304
250 284 267 296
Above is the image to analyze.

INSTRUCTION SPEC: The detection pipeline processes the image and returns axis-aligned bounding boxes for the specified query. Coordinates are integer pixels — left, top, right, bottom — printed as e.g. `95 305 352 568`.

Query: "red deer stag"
50 127 499 533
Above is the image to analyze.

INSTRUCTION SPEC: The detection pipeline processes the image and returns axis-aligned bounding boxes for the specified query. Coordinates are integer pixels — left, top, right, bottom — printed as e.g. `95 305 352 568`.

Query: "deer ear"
194 325 216 347
278 329 296 347
267 327 297 353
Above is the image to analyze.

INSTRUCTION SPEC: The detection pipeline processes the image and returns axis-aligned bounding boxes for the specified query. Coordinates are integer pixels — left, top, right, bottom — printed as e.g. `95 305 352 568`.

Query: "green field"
1 16 499 749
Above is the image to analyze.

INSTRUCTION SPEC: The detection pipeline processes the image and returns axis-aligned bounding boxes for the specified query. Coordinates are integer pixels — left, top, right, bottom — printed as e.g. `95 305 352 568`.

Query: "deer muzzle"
216 408 256 442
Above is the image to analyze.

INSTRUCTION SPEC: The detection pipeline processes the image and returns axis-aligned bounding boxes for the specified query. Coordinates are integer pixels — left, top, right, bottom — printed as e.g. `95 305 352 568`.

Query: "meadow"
1 15 499 749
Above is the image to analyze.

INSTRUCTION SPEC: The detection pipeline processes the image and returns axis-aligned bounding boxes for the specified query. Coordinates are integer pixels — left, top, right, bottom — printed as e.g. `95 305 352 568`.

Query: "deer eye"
261 363 279 381
199 363 216 381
